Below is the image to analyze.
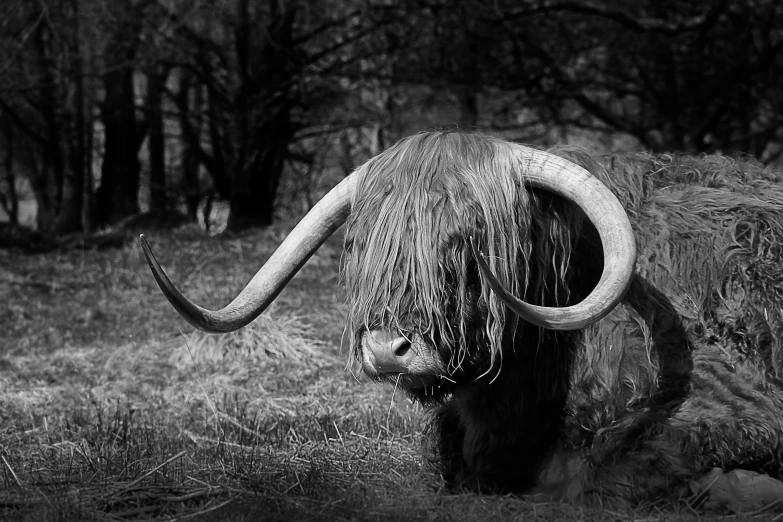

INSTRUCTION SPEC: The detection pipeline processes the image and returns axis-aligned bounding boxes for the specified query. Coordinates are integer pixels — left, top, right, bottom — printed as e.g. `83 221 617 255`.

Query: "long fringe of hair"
341 130 585 372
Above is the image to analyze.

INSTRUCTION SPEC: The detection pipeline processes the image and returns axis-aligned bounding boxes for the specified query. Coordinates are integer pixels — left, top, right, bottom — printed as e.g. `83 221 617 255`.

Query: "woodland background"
1 0 782 238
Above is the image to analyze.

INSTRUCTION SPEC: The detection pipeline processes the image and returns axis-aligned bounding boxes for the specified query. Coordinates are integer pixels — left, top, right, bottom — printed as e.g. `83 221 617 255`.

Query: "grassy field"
0 227 769 521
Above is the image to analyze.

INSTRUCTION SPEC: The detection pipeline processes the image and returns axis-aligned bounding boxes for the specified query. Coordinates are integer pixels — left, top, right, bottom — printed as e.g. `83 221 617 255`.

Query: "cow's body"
344 140 783 503
550 152 783 501
143 131 783 507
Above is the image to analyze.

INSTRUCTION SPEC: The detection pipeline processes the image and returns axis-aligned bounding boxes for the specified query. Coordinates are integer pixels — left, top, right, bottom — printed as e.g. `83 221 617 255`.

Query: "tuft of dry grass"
0 227 767 521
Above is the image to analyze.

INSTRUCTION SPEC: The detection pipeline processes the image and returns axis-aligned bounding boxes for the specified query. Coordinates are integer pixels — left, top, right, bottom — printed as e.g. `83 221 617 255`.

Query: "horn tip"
139 234 154 261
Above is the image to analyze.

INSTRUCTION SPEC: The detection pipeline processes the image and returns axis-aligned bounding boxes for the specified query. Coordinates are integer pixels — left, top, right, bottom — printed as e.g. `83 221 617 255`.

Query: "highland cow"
141 130 783 508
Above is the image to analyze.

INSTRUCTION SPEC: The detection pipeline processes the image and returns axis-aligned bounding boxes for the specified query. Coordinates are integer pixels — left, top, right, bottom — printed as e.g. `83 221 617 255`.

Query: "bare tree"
164 0 405 229
485 0 783 157
0 0 93 235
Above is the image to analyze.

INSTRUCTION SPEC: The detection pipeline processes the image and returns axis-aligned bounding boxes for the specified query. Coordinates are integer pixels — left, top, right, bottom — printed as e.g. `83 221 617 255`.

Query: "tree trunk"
206 84 231 199
33 17 82 236
94 1 145 228
74 0 94 233
225 0 294 230
0 120 19 225
96 65 140 226
68 0 89 233
178 73 202 221
80 91 94 233
227 112 291 230
147 66 167 214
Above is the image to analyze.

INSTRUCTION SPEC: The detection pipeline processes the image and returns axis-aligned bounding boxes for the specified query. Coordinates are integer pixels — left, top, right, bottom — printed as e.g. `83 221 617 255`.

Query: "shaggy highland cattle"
141 130 783 508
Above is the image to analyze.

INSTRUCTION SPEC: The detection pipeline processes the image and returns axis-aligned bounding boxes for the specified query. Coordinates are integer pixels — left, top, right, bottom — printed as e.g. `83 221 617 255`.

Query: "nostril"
393 339 412 358
365 331 414 374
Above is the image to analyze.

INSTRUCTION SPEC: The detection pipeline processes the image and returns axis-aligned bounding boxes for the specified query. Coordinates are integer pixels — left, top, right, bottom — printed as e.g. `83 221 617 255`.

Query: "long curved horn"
140 174 357 333
473 145 637 331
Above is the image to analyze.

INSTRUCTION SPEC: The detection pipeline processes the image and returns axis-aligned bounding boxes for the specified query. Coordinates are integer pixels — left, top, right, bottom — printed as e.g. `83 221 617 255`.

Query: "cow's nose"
364 330 413 374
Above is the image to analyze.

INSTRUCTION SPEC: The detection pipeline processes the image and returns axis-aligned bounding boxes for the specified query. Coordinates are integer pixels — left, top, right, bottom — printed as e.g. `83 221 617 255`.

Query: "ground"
0 227 775 521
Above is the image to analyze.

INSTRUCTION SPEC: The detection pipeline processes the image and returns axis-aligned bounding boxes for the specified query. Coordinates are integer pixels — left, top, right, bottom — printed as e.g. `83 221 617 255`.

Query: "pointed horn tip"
137 234 218 332
137 235 177 298
138 234 158 270
138 235 167 284
139 233 150 254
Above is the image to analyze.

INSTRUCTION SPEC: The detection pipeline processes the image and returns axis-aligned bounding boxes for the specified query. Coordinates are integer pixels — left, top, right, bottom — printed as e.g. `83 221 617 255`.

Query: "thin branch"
0 99 46 145
499 0 728 36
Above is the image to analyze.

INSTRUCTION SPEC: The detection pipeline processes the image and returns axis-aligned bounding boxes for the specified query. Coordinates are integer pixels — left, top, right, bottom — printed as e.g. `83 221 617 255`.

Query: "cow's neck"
449 328 578 491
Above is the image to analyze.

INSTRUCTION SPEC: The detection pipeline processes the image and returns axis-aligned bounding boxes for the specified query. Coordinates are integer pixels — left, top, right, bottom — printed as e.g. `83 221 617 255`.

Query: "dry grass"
0 227 770 521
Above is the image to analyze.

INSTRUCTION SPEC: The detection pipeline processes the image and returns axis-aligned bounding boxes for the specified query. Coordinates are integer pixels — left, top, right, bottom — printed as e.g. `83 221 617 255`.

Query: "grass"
0 226 770 521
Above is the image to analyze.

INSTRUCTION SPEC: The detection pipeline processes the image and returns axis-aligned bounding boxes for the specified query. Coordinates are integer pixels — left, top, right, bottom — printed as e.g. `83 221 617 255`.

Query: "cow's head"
141 131 636 401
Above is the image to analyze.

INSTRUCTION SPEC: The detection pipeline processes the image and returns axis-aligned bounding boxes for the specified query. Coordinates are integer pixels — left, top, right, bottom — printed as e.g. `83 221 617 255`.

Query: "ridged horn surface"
473 145 636 331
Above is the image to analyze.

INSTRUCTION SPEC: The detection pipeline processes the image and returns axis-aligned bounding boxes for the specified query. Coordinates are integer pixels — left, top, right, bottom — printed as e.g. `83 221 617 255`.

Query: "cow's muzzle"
362 330 414 374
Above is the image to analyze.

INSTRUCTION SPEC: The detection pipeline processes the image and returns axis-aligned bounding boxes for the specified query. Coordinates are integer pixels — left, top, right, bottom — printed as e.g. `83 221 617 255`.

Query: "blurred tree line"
0 0 781 237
